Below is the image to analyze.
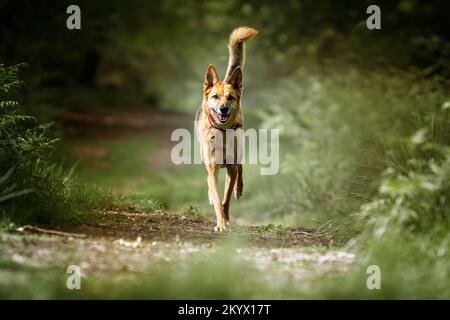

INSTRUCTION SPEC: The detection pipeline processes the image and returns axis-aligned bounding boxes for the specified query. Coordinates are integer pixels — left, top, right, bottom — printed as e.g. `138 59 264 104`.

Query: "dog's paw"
213 223 228 232
225 220 232 231
234 190 242 199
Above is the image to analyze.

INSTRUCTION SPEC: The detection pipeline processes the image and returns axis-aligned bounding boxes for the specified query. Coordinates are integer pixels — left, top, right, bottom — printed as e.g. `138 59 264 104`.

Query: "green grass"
253 224 289 236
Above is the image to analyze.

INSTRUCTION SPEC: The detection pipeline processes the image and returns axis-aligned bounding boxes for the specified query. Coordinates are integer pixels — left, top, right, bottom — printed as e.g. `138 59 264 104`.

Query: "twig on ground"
16 225 87 238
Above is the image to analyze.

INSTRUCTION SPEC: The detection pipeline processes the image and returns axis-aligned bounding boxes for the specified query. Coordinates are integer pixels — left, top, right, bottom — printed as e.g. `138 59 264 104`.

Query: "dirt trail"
3 208 354 283
59 208 330 246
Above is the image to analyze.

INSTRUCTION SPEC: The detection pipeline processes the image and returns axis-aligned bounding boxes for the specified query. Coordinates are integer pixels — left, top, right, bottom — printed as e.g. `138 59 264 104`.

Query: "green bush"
243 64 450 235
1 63 57 200
0 64 109 224
353 104 450 244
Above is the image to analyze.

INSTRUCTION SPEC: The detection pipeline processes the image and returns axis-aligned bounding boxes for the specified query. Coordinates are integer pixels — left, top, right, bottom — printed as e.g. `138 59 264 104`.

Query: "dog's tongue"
218 114 227 121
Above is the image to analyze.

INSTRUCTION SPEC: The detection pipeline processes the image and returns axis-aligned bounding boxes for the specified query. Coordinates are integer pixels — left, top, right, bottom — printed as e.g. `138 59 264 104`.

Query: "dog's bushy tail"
224 27 258 82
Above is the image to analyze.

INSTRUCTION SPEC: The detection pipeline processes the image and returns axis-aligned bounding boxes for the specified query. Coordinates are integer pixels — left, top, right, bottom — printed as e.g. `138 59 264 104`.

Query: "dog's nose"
219 106 230 114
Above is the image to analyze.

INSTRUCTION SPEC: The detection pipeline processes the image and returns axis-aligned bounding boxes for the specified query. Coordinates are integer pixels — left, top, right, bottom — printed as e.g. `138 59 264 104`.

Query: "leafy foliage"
355 106 450 242
0 64 56 207
0 64 109 223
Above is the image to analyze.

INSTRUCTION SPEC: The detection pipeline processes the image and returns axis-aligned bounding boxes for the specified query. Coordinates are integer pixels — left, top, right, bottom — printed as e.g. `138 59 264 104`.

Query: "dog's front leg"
223 165 237 224
206 165 226 231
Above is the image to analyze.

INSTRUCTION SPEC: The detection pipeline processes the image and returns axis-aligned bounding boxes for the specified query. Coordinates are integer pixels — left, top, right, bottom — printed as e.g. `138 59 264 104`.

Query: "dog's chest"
201 127 243 165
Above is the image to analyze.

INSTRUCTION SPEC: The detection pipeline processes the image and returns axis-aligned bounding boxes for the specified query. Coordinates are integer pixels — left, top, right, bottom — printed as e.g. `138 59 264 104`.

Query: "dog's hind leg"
234 164 243 199
223 165 238 224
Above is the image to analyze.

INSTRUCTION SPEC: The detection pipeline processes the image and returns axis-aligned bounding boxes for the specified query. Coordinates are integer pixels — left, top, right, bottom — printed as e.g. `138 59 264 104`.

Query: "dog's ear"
204 64 219 91
225 67 242 91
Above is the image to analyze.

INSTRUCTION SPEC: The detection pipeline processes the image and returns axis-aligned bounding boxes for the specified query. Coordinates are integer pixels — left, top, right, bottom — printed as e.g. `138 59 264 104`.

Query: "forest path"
61 108 186 169
4 207 354 287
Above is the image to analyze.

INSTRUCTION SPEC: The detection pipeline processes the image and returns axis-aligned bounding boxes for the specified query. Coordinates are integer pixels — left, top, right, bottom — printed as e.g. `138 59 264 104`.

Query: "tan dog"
195 27 257 231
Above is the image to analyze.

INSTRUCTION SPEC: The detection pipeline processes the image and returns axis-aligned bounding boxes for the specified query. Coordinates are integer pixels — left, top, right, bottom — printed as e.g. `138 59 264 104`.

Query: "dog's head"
203 64 242 128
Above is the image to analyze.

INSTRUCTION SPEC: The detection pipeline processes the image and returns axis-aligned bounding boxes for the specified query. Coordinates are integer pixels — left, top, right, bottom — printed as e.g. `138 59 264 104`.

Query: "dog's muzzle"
212 106 232 123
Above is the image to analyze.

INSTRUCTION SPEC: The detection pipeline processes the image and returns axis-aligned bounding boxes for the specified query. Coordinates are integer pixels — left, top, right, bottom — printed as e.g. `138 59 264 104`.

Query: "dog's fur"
195 27 257 232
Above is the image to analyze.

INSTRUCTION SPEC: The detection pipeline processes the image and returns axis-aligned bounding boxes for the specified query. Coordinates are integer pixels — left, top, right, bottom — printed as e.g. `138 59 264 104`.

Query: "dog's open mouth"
213 109 230 123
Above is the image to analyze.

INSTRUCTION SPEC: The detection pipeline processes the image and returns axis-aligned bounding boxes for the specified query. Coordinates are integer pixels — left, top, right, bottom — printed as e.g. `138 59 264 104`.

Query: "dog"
195 26 257 232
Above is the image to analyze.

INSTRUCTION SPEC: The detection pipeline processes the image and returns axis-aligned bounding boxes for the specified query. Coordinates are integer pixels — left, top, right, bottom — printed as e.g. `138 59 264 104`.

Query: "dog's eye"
227 95 235 101
211 94 219 100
